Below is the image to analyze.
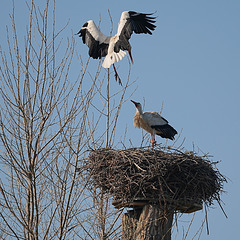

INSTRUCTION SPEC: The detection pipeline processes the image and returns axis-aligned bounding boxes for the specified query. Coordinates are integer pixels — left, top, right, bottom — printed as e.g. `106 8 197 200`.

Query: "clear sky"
0 0 239 239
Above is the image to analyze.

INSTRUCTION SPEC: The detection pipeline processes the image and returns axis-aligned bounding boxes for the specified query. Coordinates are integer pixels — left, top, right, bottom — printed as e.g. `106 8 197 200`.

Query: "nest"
87 146 226 212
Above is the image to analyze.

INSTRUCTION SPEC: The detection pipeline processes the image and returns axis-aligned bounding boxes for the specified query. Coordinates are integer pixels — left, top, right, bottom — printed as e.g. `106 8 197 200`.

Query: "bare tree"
0 1 136 239
0 0 97 239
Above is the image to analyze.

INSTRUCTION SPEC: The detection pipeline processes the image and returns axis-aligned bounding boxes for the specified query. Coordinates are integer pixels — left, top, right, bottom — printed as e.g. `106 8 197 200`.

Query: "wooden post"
122 205 173 240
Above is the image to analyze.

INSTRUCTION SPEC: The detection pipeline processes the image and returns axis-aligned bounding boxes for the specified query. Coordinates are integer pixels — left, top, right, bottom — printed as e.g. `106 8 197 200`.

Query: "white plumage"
77 11 156 85
101 36 127 68
131 100 177 147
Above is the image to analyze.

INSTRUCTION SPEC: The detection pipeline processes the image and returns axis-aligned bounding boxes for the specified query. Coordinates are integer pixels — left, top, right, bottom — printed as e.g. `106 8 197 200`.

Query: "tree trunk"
122 205 173 240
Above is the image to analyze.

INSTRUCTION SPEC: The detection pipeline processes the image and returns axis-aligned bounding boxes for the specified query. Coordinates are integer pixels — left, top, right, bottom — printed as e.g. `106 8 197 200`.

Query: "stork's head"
131 100 142 112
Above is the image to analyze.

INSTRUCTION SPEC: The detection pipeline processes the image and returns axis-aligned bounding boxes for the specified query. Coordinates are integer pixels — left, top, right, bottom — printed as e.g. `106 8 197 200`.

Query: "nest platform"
88 146 226 213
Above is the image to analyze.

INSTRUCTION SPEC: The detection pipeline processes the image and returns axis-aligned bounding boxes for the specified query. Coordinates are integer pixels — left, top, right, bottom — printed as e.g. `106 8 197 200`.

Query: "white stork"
131 100 177 147
77 11 156 85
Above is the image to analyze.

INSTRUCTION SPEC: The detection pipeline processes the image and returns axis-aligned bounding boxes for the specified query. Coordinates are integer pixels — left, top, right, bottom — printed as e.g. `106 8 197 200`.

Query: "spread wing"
77 20 110 59
114 11 156 52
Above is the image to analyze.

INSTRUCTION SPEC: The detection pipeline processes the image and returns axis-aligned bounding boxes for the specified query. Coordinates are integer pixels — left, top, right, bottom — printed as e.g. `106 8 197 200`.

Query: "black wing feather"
128 11 156 35
114 11 156 52
77 22 108 59
152 124 177 140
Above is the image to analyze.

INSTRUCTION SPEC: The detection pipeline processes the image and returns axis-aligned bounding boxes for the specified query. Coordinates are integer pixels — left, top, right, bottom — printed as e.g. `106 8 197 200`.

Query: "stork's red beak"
128 49 134 64
131 100 138 107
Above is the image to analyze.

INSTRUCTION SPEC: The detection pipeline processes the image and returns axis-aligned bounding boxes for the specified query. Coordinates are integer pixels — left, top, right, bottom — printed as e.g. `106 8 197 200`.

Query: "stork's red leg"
112 64 122 86
151 134 156 148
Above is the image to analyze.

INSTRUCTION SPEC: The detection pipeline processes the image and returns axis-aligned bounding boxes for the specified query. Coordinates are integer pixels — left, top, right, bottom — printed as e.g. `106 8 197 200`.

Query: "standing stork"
131 100 177 147
77 11 156 85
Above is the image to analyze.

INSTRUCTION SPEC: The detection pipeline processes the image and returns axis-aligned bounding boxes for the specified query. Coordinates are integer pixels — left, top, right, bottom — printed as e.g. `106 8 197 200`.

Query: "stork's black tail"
152 124 178 140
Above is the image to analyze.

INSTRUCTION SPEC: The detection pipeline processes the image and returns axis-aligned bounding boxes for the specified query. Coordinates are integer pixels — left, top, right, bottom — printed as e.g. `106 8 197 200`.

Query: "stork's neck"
137 106 143 115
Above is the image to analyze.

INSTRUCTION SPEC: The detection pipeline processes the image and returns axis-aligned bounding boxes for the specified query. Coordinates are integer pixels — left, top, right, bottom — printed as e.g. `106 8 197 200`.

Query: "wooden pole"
122 205 173 240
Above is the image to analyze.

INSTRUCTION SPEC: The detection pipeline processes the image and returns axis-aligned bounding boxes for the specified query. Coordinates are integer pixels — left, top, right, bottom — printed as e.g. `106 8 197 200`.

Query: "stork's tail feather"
152 124 178 140
102 50 126 68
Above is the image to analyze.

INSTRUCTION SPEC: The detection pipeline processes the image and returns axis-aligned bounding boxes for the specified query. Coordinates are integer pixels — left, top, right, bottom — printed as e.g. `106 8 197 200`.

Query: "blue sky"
0 0 239 239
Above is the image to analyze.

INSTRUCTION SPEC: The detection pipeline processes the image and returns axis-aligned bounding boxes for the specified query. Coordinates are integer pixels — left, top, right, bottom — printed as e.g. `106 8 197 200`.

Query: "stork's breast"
134 114 153 134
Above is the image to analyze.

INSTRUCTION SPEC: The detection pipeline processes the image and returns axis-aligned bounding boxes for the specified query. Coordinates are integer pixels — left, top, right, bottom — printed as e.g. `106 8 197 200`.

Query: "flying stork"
131 100 177 147
77 11 156 85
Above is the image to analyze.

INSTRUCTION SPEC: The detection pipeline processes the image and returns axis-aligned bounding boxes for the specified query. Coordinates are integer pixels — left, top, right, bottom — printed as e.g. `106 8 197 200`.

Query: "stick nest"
87 146 226 211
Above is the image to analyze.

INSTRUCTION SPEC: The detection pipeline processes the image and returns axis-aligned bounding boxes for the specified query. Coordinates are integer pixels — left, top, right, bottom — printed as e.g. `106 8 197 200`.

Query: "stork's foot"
114 72 122 86
113 64 122 86
151 140 157 149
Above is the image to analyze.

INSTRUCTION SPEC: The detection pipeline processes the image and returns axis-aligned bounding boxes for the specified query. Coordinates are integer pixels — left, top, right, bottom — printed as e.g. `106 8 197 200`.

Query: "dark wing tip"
128 11 157 35
77 29 86 43
152 124 177 140
76 21 88 37
82 22 88 28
